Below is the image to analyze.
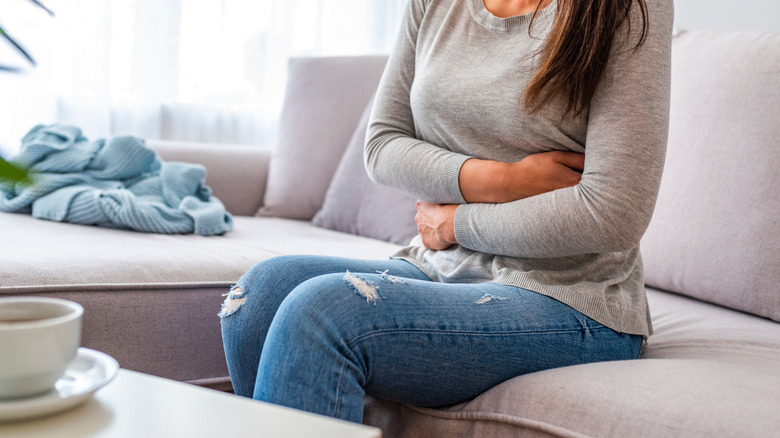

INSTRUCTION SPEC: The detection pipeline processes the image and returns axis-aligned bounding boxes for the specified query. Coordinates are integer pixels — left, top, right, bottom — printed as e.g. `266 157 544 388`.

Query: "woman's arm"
418 150 585 250
365 0 470 205
449 0 675 258
459 152 584 204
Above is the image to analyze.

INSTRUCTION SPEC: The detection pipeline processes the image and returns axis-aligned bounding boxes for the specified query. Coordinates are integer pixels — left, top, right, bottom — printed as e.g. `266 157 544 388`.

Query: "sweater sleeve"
453 0 674 258
364 0 470 204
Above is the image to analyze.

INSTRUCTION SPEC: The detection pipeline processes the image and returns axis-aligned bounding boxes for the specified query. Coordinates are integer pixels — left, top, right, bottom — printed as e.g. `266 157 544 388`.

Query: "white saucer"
0 348 119 422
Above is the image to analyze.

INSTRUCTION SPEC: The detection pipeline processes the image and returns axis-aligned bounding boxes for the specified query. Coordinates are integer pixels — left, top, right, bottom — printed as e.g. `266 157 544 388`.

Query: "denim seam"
332 359 348 419
346 326 616 349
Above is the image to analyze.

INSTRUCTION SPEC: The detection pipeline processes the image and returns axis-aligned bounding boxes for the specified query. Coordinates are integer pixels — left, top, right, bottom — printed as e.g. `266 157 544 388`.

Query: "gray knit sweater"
365 0 673 336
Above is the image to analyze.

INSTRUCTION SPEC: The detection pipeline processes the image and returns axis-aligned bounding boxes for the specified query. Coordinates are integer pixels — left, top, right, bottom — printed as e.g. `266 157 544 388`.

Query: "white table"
0 370 382 438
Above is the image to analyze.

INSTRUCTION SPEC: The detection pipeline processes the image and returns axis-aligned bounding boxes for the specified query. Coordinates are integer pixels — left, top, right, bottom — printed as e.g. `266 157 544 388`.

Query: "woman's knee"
272 273 374 337
239 255 314 288
219 255 330 318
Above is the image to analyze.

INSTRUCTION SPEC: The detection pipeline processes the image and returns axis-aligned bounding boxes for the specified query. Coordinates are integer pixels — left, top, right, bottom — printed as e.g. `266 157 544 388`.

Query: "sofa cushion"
640 31 780 322
0 214 401 290
312 98 418 245
363 287 780 437
257 56 388 220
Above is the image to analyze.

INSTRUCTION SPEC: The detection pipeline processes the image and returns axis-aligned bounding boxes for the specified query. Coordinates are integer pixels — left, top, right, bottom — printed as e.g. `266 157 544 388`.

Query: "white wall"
674 0 780 31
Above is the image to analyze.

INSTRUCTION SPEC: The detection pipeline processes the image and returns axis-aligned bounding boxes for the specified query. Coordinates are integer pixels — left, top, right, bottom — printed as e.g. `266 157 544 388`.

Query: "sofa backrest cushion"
312 97 418 245
256 56 388 220
641 30 780 323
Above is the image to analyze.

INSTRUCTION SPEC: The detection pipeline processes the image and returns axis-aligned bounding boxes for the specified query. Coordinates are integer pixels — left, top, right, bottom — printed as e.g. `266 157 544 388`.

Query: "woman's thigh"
220 255 431 319
219 255 432 396
259 272 642 410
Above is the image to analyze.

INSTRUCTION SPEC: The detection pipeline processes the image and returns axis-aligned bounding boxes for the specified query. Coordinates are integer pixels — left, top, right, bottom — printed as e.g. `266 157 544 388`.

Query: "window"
0 0 407 155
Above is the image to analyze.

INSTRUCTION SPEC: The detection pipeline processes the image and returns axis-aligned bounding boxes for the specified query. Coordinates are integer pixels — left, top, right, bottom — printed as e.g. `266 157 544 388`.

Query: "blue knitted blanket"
0 124 233 235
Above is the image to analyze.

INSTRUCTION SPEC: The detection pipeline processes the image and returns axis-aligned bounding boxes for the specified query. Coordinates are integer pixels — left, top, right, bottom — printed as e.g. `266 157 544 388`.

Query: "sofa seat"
0 212 401 387
363 288 780 437
2 213 401 289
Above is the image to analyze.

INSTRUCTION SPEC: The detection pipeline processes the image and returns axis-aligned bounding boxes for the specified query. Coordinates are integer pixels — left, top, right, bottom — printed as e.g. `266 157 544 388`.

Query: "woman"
221 0 673 424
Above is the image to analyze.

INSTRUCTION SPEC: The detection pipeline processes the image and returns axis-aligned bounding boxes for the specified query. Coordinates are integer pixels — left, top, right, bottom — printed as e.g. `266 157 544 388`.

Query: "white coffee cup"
0 297 83 399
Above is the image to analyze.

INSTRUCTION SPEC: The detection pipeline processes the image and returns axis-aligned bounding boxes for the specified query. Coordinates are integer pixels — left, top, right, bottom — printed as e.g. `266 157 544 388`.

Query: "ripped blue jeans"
219 255 642 423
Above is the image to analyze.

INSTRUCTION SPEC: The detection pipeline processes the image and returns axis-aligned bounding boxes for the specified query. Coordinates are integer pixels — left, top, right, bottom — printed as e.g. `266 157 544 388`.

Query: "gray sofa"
2 30 779 437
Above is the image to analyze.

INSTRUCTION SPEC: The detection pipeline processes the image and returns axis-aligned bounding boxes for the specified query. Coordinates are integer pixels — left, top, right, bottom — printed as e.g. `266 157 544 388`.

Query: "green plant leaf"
0 23 36 66
0 157 31 184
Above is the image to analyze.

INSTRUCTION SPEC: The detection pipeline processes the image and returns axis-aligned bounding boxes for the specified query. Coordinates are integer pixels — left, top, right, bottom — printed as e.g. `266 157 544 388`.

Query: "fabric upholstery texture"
256 56 388 220
312 98 418 245
8 286 230 386
641 31 780 322
0 214 401 290
363 288 780 437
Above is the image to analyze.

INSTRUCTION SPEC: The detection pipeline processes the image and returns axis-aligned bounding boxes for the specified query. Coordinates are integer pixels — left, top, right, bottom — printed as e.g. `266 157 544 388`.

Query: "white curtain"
0 0 407 156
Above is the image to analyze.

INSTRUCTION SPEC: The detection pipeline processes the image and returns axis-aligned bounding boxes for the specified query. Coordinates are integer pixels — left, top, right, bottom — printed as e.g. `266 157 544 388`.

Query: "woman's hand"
416 151 583 250
415 201 458 250
459 151 585 204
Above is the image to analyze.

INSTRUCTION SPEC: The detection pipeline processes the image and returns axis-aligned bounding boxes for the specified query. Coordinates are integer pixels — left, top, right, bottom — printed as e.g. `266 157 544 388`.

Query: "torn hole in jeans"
218 286 247 318
344 271 380 305
475 294 508 304
376 269 406 284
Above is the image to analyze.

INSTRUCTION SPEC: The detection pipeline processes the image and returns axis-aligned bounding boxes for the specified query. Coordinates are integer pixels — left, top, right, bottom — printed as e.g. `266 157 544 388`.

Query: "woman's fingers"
415 201 457 250
505 151 585 199
549 150 585 171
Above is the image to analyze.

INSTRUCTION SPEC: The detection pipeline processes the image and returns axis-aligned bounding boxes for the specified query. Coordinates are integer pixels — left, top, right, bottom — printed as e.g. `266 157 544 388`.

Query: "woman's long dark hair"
525 0 649 116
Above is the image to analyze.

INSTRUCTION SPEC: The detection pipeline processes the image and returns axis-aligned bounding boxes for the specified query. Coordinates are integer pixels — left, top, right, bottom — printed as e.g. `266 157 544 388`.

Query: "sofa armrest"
147 140 271 217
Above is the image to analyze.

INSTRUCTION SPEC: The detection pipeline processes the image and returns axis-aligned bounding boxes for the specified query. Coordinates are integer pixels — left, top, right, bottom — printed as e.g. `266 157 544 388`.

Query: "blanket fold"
0 124 233 235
